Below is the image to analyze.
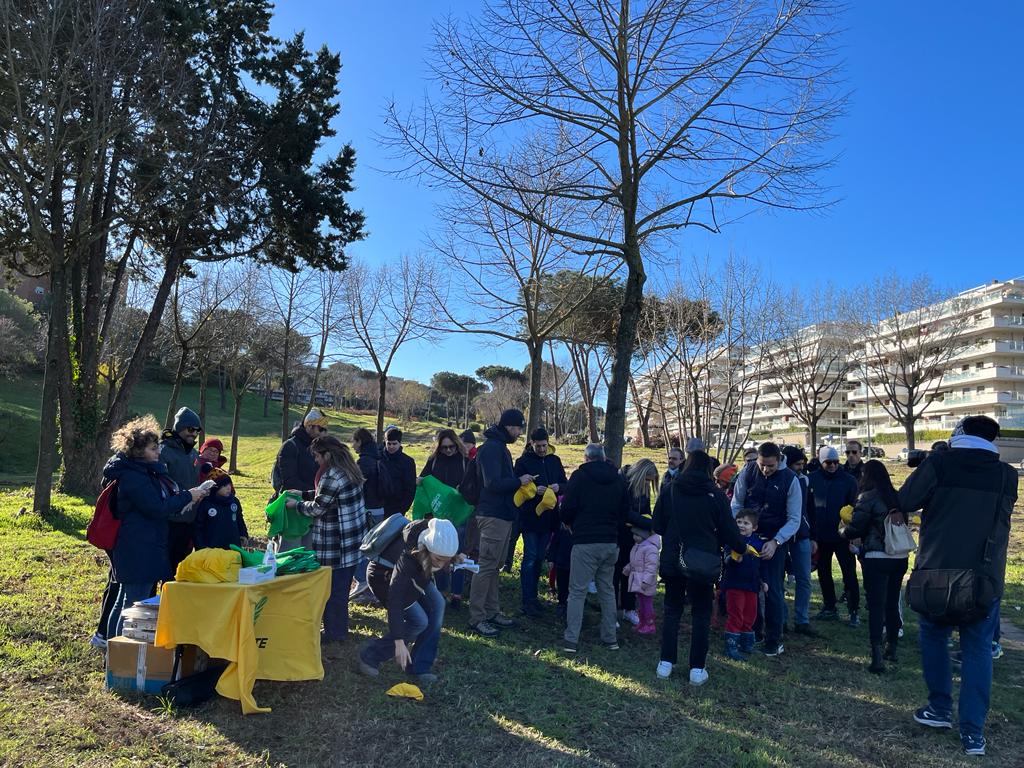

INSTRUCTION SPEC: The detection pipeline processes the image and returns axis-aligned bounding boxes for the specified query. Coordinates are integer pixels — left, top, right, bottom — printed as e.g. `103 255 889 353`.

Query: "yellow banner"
155 567 332 714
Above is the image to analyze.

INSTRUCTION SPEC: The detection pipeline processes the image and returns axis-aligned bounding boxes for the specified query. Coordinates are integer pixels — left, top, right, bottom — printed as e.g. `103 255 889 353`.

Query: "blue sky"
270 2 1024 385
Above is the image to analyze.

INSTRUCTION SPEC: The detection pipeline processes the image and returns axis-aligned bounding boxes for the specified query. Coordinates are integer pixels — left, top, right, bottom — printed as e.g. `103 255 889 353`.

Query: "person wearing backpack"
350 427 387 602
103 415 209 640
839 460 909 675
898 416 1018 757
468 409 533 637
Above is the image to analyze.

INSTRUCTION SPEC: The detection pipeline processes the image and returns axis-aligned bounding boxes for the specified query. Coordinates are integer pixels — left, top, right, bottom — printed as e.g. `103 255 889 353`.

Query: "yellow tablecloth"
154 567 332 714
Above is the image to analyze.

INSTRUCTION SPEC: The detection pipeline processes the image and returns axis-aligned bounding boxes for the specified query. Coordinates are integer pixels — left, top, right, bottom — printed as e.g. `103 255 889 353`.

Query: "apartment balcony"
941 365 1024 385
954 339 1024 362
940 391 1024 408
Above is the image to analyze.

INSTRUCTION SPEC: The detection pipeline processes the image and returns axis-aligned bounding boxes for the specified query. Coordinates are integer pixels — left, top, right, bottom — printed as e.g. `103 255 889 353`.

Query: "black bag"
160 655 227 707
671 484 722 584
906 568 997 626
458 457 481 506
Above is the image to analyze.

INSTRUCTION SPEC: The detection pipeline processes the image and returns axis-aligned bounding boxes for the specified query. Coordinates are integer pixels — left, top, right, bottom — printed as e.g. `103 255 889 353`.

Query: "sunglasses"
846 450 859 455
823 460 839 466
440 444 457 451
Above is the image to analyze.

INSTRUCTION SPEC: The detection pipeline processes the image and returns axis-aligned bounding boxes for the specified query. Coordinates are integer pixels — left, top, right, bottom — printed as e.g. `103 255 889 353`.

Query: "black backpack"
359 513 409 568
458 457 481 506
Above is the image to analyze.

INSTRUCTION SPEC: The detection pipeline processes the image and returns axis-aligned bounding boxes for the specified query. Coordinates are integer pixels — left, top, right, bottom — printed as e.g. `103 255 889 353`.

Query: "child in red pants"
622 518 661 634
722 509 767 659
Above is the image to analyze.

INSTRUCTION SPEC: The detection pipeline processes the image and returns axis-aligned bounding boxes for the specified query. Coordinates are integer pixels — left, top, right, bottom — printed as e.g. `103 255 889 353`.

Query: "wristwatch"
774 538 783 547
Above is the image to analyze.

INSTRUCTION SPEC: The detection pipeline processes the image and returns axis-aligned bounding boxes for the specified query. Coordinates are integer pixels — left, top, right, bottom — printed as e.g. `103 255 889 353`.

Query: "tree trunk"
376 372 388 442
165 345 189 430
549 341 560 438
280 329 292 441
229 386 243 473
308 329 330 421
262 372 270 418
904 419 916 450
219 364 227 412
809 422 818 453
526 340 544 433
198 365 208 429
32 288 63 514
604 263 645 464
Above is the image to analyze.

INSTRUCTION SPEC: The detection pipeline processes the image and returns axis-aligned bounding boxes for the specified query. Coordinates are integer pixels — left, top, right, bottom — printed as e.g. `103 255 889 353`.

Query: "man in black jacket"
559 443 629 653
273 409 328 548
382 428 417 516
468 409 532 637
899 416 1017 756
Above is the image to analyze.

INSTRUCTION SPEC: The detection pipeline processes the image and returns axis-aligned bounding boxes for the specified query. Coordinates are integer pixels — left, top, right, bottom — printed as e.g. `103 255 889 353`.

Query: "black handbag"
671 485 722 584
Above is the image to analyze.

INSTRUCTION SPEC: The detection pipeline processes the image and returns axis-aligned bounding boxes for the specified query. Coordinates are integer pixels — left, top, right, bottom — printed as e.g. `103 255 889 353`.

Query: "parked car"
865 446 885 458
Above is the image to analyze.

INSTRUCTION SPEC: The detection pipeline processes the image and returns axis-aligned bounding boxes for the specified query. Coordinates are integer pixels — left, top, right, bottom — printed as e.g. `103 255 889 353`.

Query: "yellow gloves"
909 514 921 526
386 683 424 701
535 488 558 515
729 544 762 561
839 504 854 524
514 481 537 507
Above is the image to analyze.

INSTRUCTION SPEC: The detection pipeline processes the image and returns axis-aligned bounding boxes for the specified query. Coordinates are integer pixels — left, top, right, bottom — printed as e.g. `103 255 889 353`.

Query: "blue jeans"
791 537 812 626
106 581 152 640
919 601 1000 739
520 531 548 608
361 580 446 675
762 541 788 647
323 565 356 640
354 508 386 586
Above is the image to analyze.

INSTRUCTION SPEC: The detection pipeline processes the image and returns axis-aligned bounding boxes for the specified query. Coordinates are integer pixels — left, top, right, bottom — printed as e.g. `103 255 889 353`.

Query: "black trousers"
817 541 860 613
613 542 636 612
861 557 907 646
556 566 570 606
96 551 119 638
660 574 712 670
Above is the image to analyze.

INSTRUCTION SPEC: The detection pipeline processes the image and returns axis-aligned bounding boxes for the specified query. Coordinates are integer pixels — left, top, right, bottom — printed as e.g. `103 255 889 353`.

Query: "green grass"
1 378 1023 766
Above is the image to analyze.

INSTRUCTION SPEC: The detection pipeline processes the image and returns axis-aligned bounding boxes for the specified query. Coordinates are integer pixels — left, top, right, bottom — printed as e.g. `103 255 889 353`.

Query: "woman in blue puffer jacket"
102 415 208 639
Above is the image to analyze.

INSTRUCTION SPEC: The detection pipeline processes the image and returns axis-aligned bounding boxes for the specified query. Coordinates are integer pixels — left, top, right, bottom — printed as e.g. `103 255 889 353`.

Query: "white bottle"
262 539 278 570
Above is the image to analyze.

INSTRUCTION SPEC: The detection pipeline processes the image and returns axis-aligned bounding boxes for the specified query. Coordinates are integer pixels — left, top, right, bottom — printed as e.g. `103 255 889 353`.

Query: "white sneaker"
88 633 107 651
623 610 640 626
656 661 673 679
689 668 709 686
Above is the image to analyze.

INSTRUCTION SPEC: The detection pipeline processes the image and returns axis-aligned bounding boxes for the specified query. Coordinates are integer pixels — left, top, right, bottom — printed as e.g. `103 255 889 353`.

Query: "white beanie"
418 518 459 558
818 446 839 462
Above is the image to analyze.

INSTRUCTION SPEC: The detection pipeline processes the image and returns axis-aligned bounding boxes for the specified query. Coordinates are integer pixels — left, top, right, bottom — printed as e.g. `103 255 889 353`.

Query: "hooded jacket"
559 460 629 545
275 425 318 494
513 446 568 533
420 451 470 490
159 431 199 495
624 533 662 596
653 470 746 578
474 425 521 521
357 441 384 510
840 488 903 558
898 448 1017 595
808 467 859 544
193 492 248 550
382 447 417 515
103 453 193 584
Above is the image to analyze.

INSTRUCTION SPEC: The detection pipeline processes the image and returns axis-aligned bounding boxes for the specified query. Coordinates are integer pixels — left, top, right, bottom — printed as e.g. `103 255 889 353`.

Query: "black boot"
869 643 886 674
884 637 898 663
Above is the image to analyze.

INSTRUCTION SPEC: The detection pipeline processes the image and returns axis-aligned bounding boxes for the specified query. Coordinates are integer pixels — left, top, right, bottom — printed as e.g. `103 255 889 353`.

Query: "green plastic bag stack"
274 547 320 575
265 491 311 539
412 475 474 527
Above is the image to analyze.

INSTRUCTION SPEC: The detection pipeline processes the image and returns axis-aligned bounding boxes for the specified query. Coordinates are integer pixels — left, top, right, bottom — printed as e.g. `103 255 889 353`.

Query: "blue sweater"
193 493 248 550
720 534 766 593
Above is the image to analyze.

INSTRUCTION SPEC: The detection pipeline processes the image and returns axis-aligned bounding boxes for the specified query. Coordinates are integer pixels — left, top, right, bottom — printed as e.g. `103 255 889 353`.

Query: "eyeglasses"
823 460 839 466
846 450 859 455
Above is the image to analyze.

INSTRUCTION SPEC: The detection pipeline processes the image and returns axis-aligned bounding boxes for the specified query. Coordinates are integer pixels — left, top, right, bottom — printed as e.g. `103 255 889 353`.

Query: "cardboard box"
105 636 197 695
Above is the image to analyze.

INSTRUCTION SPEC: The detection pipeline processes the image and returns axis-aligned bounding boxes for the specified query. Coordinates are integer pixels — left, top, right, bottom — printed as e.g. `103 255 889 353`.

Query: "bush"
562 432 589 445
0 291 42 378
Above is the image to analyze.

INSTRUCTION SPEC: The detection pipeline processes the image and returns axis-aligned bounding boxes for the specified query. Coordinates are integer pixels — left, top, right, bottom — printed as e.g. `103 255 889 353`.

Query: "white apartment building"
846 278 1024 440
627 278 1024 448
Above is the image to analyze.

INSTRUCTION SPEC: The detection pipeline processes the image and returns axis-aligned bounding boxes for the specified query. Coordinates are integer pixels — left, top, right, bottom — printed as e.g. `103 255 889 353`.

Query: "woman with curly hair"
102 415 209 640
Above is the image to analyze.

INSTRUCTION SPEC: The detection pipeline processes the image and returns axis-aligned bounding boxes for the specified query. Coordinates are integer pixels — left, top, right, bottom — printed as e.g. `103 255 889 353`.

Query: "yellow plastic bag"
386 683 424 701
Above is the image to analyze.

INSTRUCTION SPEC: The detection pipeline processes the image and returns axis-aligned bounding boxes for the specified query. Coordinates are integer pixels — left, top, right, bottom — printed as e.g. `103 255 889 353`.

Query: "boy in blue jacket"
193 467 248 550
721 509 766 659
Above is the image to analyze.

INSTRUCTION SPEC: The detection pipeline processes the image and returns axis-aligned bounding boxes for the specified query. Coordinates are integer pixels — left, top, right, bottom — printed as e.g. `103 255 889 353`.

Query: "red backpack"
86 480 120 550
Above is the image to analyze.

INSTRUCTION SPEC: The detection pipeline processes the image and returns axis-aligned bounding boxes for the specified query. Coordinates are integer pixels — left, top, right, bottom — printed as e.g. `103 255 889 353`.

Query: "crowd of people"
89 404 1017 757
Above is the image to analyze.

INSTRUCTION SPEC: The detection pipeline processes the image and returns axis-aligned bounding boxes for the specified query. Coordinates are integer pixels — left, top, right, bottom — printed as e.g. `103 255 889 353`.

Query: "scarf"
948 434 999 454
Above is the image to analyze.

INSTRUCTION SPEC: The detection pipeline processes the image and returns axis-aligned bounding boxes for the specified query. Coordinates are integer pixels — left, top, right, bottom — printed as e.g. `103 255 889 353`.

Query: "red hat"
715 464 738 484
200 438 224 454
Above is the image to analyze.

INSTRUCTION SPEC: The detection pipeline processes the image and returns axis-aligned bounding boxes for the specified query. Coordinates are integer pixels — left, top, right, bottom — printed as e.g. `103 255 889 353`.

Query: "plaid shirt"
297 466 367 569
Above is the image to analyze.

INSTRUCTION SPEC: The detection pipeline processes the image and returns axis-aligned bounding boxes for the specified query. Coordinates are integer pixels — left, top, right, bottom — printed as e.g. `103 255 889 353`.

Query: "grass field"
1 376 1023 767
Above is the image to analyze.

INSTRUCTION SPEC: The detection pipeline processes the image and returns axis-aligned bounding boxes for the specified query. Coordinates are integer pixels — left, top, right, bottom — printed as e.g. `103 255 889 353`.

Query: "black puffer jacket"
841 489 902 556
653 470 746 578
420 452 470 489
899 448 1018 594
357 442 384 510
559 460 628 545
275 425 318 493
513 447 567 534
475 425 521 521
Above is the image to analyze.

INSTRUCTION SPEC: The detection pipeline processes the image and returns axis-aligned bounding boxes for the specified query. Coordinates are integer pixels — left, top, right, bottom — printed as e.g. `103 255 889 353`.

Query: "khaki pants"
565 542 618 645
469 516 513 625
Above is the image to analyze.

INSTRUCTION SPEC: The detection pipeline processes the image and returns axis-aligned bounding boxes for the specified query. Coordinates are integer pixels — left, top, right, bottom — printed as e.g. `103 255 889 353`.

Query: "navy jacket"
382 448 417 515
159 433 199 492
193 493 248 550
742 464 798 541
721 534 767 592
276 425 318 493
357 442 385 510
475 425 521 521
513 448 568 533
808 468 859 544
103 453 192 584
560 460 629 545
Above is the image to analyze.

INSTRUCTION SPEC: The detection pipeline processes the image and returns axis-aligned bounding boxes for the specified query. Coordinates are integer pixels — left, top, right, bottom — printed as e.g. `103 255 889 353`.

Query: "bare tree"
264 268 316 440
770 285 858 448
858 275 971 449
386 0 844 464
340 256 435 441
303 269 347 420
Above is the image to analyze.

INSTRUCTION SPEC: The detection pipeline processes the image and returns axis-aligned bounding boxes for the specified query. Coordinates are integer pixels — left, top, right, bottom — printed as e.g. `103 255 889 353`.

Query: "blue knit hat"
172 407 202 433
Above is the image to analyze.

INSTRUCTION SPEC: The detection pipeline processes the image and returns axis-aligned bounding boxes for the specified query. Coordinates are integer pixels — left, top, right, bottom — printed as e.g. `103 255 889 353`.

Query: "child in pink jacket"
622 518 661 634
